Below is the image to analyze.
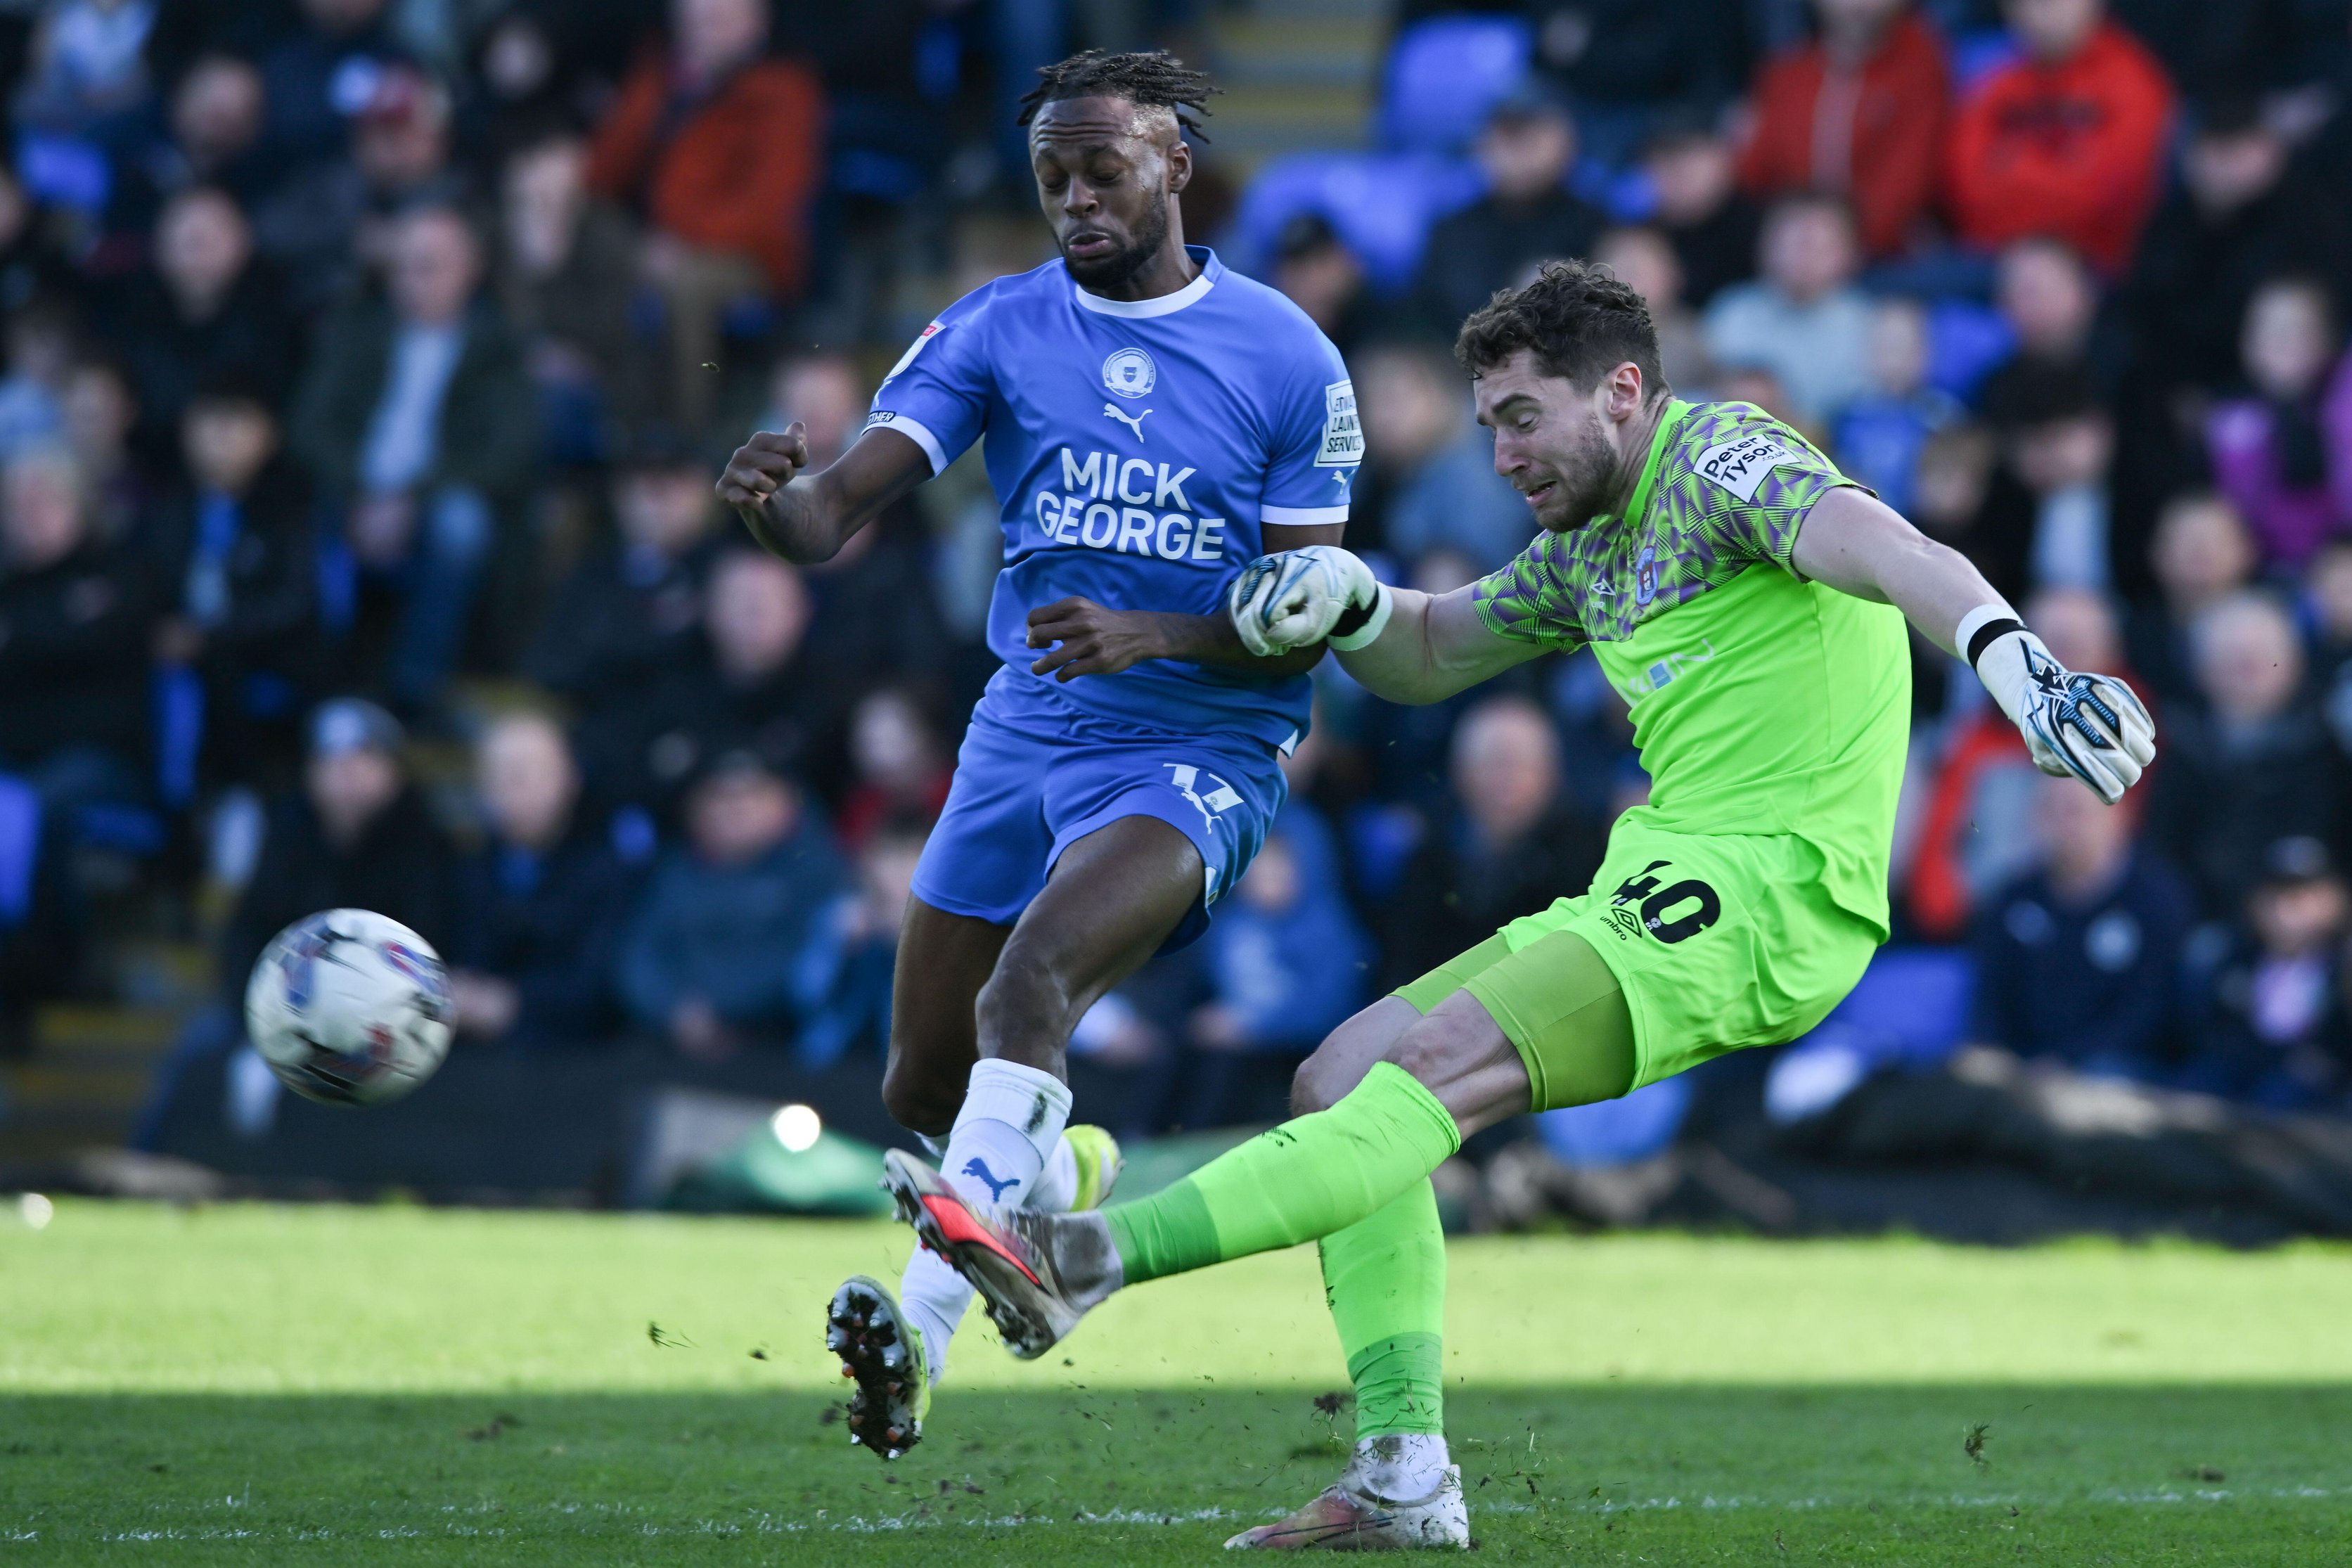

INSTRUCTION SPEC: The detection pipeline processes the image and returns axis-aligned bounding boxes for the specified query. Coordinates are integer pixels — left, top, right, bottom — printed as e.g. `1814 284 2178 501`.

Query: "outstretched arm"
1330 584 1545 703
1222 544 1545 703
1790 486 2156 802
1786 485 2005 655
716 422 933 565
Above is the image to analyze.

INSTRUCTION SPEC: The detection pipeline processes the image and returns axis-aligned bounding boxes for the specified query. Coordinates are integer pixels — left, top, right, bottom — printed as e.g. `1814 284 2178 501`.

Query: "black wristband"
1331 599 1375 639
1965 617 2026 671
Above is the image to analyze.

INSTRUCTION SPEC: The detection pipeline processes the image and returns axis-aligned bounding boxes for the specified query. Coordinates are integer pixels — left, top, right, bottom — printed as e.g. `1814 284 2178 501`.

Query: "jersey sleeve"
1257 330 1361 529
862 293 995 475
1685 413 1864 575
1471 532 1588 652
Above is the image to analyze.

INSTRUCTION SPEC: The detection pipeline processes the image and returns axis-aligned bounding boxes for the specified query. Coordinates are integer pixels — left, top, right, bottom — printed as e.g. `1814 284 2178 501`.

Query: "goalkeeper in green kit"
883 261 2157 1549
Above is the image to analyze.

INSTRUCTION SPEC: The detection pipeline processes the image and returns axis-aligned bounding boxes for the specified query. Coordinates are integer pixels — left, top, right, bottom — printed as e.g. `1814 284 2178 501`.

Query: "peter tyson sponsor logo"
1692 432 1797 503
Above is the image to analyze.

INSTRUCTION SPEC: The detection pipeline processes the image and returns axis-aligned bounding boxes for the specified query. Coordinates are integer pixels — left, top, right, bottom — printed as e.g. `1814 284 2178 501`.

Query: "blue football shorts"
909 702 1289 951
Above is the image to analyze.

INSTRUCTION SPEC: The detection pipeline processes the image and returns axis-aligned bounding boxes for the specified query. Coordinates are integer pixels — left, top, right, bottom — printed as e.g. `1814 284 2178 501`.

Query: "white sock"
897 1249 967 1384
1029 1132 1079 1212
1351 1434 1451 1500
939 1057 1071 1208
895 1059 1073 1384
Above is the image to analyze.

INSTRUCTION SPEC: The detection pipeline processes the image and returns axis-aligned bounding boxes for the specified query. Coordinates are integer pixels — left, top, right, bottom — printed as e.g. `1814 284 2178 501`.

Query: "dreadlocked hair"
1016 50 1219 139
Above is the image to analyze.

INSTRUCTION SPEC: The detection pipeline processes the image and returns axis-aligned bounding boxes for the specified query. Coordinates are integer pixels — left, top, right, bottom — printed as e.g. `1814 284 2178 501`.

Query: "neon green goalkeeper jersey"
1472 399 1911 935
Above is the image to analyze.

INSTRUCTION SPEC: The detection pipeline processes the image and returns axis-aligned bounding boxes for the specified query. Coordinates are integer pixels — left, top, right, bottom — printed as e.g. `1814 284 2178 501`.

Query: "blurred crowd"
0 0 2346 1169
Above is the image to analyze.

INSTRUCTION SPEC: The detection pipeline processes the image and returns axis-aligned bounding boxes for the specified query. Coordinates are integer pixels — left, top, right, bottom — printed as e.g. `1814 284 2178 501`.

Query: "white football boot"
1226 1437 1470 1550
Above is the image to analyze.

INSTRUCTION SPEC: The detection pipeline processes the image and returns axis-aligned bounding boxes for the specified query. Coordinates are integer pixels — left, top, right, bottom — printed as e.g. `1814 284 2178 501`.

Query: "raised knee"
975 944 1067 1035
880 1058 961 1138
1384 1025 1446 1086
1290 1052 1348 1117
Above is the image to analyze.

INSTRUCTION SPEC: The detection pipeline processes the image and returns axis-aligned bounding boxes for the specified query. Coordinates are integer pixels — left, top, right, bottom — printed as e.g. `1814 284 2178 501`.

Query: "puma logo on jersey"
1103 404 1152 442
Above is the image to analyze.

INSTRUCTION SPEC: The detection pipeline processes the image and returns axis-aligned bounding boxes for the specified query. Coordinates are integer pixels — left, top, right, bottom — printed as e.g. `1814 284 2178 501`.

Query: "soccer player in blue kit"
716 51 1363 1458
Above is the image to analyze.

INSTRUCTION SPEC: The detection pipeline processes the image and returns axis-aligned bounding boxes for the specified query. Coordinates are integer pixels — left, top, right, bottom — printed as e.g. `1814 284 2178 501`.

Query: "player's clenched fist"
716 422 812 510
1226 545 1391 657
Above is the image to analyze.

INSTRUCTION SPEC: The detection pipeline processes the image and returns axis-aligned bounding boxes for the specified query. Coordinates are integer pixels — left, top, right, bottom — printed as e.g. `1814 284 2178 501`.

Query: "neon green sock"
1105 1062 1460 1285
1320 1180 1446 1439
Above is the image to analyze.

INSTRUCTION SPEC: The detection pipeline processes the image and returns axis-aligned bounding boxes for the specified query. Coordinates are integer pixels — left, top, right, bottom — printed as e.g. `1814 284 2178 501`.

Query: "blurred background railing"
4 0 2352 1240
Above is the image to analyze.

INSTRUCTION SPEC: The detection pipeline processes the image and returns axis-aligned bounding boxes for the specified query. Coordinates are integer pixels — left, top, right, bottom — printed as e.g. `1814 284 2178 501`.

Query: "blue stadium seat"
1536 1075 1694 1169
73 802 167 857
1819 946 1977 1062
1227 150 1484 295
1764 946 1977 1123
1378 15 1534 155
1947 27 2022 96
14 131 110 215
154 664 205 811
0 773 38 929
1926 297 2017 402
1340 798 1424 904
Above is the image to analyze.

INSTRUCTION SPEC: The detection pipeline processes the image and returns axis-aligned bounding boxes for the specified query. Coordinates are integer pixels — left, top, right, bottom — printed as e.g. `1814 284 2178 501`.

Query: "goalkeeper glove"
1226 546 1392 657
1963 610 2157 805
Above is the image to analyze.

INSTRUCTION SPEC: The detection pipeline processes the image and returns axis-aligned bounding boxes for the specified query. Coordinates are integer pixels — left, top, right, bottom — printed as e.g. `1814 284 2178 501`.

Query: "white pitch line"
37 1484 2352 1546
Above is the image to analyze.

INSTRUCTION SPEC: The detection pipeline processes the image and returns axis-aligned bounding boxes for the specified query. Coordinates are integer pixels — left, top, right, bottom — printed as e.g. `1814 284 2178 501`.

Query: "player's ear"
1605 361 1644 423
1164 135 1192 195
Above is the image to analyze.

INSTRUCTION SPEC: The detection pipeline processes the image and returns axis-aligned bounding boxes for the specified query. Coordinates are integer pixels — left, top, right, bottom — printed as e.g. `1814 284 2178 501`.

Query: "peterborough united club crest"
1102 347 1156 399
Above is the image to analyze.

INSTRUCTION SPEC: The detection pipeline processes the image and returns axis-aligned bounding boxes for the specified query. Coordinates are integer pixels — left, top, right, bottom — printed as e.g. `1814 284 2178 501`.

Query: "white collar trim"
1072 264 1214 319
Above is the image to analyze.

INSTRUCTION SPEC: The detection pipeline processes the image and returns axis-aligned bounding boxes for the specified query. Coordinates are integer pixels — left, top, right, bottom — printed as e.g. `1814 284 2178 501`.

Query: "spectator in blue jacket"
2181 835 2352 1109
1970 772 2196 1080
617 746 846 1061
1198 811 1369 1053
448 712 644 1048
1833 296 1960 518
1154 808 1373 1131
148 385 316 796
790 818 927 1069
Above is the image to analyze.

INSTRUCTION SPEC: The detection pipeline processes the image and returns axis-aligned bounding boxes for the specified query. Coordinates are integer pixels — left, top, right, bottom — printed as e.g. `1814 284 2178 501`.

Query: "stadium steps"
1204 0 1386 168
0 964 204 1167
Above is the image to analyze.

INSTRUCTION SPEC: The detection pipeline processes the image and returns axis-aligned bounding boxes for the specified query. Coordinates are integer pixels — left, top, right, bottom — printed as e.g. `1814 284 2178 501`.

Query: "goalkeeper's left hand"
1970 619 2156 804
1226 545 1391 657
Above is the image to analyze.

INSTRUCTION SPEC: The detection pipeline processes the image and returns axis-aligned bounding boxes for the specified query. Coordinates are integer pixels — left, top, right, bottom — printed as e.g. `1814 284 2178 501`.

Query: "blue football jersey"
865 246 1361 751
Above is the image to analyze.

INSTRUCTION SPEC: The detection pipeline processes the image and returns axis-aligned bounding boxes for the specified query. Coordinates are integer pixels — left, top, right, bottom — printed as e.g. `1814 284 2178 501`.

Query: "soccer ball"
244 909 454 1106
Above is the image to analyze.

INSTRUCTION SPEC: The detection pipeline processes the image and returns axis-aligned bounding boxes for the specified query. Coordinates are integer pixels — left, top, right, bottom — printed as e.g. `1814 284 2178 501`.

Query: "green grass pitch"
6 1201 2352 1563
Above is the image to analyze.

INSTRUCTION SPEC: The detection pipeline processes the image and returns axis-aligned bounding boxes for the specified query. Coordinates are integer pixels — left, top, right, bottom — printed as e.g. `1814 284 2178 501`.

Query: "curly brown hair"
1453 259 1665 397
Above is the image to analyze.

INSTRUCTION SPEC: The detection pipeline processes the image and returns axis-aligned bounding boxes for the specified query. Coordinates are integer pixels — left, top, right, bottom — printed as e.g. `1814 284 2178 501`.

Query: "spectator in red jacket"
1739 0 1951 260
588 0 823 430
1944 0 2174 274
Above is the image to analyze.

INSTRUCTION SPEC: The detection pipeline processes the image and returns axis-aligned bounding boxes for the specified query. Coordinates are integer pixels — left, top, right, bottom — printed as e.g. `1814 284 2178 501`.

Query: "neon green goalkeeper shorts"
1395 827 1882 1105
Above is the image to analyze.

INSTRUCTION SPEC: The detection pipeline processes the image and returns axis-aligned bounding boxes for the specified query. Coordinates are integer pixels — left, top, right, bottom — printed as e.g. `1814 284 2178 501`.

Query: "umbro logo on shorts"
1609 861 1723 944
